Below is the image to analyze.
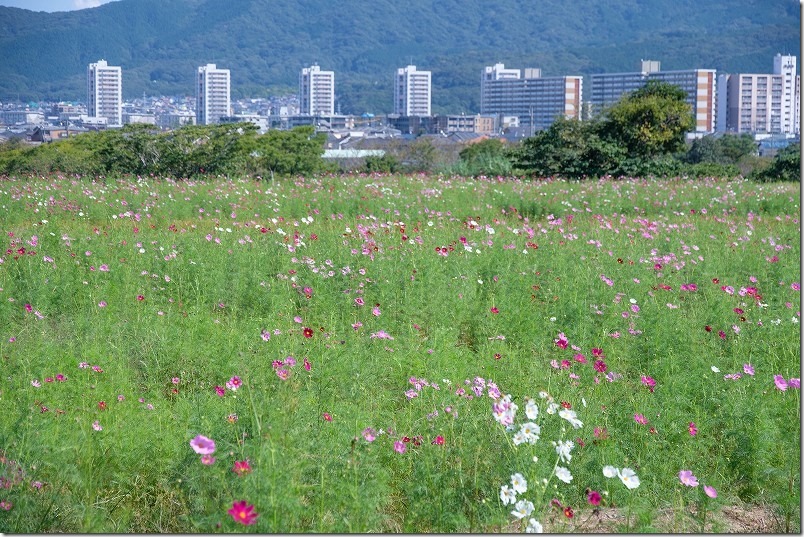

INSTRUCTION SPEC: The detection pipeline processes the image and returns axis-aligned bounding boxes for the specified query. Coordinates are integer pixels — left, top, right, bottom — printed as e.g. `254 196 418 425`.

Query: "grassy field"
0 173 800 533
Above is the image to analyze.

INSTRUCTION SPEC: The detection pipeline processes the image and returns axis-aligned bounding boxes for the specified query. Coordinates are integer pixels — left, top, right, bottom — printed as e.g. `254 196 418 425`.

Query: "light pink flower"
190 435 216 455
679 470 699 487
703 485 717 498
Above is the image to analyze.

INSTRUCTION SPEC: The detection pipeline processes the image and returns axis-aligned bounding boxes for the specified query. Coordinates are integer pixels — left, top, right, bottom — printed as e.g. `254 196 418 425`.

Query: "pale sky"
0 0 117 11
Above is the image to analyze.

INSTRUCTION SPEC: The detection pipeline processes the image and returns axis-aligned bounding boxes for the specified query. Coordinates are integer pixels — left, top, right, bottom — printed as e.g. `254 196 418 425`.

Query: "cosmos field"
0 173 800 532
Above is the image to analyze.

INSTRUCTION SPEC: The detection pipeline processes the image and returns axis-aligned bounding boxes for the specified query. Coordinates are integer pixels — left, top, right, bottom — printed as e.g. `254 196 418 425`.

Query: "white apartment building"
394 65 432 116
87 59 122 126
196 64 231 125
299 65 335 115
590 60 716 133
480 63 582 132
719 54 800 136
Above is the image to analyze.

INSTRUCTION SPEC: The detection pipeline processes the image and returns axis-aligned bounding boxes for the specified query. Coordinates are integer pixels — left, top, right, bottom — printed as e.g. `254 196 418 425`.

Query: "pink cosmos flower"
226 376 242 391
362 428 376 442
393 440 406 454
593 360 607 373
688 422 698 436
214 385 225 397
743 363 755 376
679 470 699 487
555 333 568 349
370 330 394 340
200 454 216 465
228 500 259 525
372 306 381 316
432 435 445 445
232 460 253 476
703 485 718 498
92 420 102 431
633 414 648 425
190 435 216 455
789 378 801 389
322 412 332 422
640 375 656 393
774 375 788 391
354 297 364 306
303 357 311 371
587 490 602 506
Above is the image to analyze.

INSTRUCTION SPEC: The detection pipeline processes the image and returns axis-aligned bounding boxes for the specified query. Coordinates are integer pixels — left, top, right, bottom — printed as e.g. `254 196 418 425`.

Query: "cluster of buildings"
1 54 799 149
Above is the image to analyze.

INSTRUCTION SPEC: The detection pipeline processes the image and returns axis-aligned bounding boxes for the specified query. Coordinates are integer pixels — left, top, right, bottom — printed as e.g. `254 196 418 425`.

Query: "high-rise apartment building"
773 54 799 135
87 59 122 126
299 65 335 115
717 54 800 136
480 63 582 131
394 65 432 116
590 60 716 133
196 64 231 125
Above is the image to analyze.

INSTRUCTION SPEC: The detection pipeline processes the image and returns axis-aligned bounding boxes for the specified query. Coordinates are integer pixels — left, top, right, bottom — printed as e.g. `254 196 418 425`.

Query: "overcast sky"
0 0 117 11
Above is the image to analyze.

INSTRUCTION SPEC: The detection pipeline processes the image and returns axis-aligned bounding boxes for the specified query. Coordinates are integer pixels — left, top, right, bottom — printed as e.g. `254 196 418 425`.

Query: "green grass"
0 173 799 533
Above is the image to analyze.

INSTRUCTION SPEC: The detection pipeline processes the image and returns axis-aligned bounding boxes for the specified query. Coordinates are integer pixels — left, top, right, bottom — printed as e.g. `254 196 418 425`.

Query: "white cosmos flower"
525 518 544 533
618 467 640 489
602 465 618 478
520 422 541 444
555 439 574 463
511 499 534 519
546 401 559 414
512 430 528 446
558 408 583 429
500 484 517 505
510 473 528 494
711 365 720 373
525 398 539 420
554 466 573 483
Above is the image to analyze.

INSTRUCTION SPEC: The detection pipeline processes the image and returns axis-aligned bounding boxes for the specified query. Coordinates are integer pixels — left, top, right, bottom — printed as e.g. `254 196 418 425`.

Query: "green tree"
602 80 695 159
510 118 625 179
363 154 399 174
253 126 326 179
457 138 512 176
750 143 801 182
718 133 757 164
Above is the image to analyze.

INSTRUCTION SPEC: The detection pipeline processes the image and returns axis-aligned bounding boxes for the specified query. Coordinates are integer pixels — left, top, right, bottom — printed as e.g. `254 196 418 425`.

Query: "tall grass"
0 173 799 532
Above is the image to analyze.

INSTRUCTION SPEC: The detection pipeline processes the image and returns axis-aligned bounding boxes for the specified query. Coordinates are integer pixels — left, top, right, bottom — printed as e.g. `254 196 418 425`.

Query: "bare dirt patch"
504 503 790 533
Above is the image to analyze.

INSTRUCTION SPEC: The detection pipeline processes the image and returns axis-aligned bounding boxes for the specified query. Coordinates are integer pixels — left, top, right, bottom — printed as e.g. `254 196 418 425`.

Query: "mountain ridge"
0 0 799 114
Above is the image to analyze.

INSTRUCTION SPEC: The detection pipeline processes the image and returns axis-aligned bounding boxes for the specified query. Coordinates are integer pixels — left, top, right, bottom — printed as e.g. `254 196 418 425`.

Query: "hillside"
0 0 799 114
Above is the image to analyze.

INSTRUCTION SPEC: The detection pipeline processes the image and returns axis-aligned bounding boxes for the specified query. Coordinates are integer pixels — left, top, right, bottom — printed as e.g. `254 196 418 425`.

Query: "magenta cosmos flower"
228 500 259 525
774 375 788 391
703 485 718 498
190 434 216 455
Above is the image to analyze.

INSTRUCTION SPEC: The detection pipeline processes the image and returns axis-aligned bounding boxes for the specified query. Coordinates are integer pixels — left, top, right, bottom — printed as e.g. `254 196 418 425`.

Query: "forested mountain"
0 0 799 114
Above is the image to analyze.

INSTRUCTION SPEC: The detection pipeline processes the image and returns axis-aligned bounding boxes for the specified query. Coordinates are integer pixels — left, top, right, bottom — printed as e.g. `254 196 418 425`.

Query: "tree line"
0 81 799 181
